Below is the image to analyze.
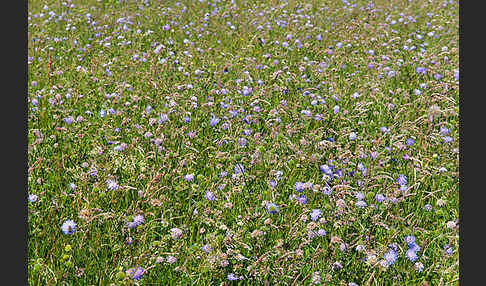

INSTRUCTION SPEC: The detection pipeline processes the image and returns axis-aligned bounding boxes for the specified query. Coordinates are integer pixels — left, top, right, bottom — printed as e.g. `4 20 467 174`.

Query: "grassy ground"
28 0 458 285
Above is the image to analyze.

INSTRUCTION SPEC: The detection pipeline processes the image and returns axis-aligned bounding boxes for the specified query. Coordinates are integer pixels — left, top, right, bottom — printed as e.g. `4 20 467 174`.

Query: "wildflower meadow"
28 0 459 284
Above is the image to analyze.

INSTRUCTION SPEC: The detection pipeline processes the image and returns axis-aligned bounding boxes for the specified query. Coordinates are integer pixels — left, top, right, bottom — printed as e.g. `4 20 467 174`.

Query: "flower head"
202 244 212 254
396 174 407 186
414 262 424 272
28 194 38 203
404 235 416 246
184 174 194 181
167 255 177 264
294 181 304 192
375 194 386 202
61 219 76 234
296 195 308 205
227 273 238 281
355 200 367 208
126 267 144 281
209 114 220 127
171 228 183 240
234 164 245 174
310 209 322 221
205 190 215 202
266 202 279 214
406 249 418 262
384 249 397 266
106 179 119 191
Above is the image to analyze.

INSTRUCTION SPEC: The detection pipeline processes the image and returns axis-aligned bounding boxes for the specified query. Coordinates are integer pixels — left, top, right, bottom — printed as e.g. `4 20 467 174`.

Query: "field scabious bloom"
28 194 38 203
205 191 215 201
202 244 212 254
406 248 418 262
384 249 397 266
404 235 416 246
266 202 279 214
317 229 326 237
209 114 220 126
375 194 386 202
106 179 119 191
128 214 144 229
415 262 424 272
184 174 194 181
171 228 183 239
227 273 238 281
355 200 367 208
126 267 144 280
294 181 304 192
310 209 322 221
61 219 76 234
234 164 245 174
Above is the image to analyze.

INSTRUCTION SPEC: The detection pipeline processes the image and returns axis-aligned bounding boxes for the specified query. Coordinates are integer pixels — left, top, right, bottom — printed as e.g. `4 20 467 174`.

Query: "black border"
8 0 28 284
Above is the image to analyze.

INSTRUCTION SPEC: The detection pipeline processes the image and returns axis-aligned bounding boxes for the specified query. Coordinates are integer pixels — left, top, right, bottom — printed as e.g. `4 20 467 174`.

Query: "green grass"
28 0 458 285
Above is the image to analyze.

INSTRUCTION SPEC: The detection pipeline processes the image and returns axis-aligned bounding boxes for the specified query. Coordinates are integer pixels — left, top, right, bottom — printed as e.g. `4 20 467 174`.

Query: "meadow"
27 0 459 284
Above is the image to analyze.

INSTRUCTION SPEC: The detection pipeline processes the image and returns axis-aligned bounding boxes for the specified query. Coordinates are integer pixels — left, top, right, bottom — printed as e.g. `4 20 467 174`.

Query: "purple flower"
64 117 74 124
61 219 76 234
384 249 397 266
234 164 245 174
444 244 453 256
355 192 364 200
133 214 144 225
442 136 453 143
238 137 247 146
404 235 416 246
294 182 304 192
375 194 386 203
126 267 144 281
128 214 144 229
167 256 177 264
269 179 277 188
158 113 169 124
296 195 308 205
416 67 426 75
184 174 194 181
405 138 415 146
209 114 220 127
242 86 252 96
28 194 38 203
415 262 424 272
205 190 215 202
355 200 367 208
439 127 450 135
317 229 326 237
320 164 332 175
434 73 442 81
227 273 238 281
106 179 119 191
406 249 418 262
409 243 421 253
396 174 407 186
114 143 127 151
310 209 322 221
202 244 212 254
266 202 279 214
349 132 357 140
333 105 340 114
